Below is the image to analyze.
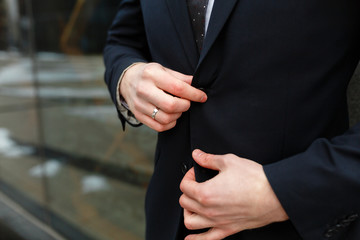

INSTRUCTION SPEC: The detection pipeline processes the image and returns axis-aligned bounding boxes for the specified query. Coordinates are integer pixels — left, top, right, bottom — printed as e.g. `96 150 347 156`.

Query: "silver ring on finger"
151 107 159 120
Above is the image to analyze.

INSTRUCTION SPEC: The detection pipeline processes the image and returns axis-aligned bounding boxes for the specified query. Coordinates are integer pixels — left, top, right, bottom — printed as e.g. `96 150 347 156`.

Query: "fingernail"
201 94 207 102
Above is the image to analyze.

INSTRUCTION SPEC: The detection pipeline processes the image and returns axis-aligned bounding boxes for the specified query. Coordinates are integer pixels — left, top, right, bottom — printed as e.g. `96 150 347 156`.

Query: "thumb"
192 149 225 171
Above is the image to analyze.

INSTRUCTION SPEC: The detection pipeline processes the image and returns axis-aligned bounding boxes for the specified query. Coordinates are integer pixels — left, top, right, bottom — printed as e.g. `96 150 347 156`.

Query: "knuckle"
154 127 163 132
176 112 183 119
156 125 167 132
167 121 177 130
154 119 176 132
171 81 185 95
204 209 217 219
177 100 191 112
158 115 168 124
197 189 211 206
178 195 184 207
132 101 142 111
179 182 185 193
164 99 177 112
135 83 147 96
142 64 156 78
184 218 195 230
184 101 191 111
162 114 173 124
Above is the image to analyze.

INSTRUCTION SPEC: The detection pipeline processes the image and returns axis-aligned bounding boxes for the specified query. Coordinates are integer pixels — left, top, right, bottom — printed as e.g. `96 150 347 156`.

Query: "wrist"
119 62 146 102
260 167 289 222
115 62 145 126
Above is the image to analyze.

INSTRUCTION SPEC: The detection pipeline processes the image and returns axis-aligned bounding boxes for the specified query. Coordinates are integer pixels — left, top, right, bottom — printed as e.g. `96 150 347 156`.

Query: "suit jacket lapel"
165 0 199 71
198 0 239 67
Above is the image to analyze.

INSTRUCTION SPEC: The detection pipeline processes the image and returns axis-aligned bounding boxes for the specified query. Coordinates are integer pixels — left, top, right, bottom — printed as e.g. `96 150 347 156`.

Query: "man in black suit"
104 0 360 239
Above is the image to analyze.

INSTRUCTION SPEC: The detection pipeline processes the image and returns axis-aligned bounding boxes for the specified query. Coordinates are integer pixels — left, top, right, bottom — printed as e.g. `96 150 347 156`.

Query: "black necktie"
186 0 209 51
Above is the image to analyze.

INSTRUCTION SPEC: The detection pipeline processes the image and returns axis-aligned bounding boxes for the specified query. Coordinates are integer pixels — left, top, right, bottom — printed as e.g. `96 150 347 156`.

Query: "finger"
183 167 196 181
155 111 182 125
185 227 229 240
192 149 225 171
143 116 176 132
134 110 177 132
180 168 206 202
179 193 204 214
133 70 192 113
180 168 219 207
141 86 192 114
154 93 191 114
130 90 182 131
154 70 207 103
180 168 199 196
183 208 214 230
134 100 182 125
164 67 193 85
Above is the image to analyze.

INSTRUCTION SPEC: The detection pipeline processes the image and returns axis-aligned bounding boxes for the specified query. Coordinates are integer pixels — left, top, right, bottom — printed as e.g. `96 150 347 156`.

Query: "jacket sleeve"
103 0 150 129
263 122 360 240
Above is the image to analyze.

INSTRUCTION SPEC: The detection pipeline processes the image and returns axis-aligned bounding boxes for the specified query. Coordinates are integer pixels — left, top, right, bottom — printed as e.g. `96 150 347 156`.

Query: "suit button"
181 162 189 175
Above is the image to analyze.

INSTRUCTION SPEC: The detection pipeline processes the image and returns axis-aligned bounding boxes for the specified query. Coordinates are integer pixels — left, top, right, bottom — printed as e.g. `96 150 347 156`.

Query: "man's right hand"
120 63 207 132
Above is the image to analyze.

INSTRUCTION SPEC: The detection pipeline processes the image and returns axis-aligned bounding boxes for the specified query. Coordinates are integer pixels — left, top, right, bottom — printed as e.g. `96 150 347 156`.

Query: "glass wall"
0 0 156 239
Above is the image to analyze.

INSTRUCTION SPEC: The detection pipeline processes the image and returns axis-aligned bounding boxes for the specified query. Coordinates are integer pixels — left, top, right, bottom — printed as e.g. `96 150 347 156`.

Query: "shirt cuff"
116 62 143 126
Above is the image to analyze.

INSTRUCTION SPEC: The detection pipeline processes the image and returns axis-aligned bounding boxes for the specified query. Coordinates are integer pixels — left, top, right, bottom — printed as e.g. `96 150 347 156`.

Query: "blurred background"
0 1 359 240
0 0 156 239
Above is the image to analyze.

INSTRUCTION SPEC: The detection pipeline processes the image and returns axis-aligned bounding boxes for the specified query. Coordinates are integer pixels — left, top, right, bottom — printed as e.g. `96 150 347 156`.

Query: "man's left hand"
179 149 289 240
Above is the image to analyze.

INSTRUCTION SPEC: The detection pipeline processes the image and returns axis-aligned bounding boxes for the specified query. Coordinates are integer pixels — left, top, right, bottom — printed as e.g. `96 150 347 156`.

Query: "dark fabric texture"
104 0 360 239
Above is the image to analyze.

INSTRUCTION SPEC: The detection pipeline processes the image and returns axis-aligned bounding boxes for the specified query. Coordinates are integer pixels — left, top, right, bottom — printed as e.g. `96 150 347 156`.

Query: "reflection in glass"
0 1 156 239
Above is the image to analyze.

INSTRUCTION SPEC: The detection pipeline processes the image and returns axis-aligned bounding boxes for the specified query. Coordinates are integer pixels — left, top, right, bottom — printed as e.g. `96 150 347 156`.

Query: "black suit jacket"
104 0 360 239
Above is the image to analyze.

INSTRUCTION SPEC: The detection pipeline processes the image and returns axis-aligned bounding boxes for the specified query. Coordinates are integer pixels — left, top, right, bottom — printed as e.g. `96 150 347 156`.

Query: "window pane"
0 1 156 239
